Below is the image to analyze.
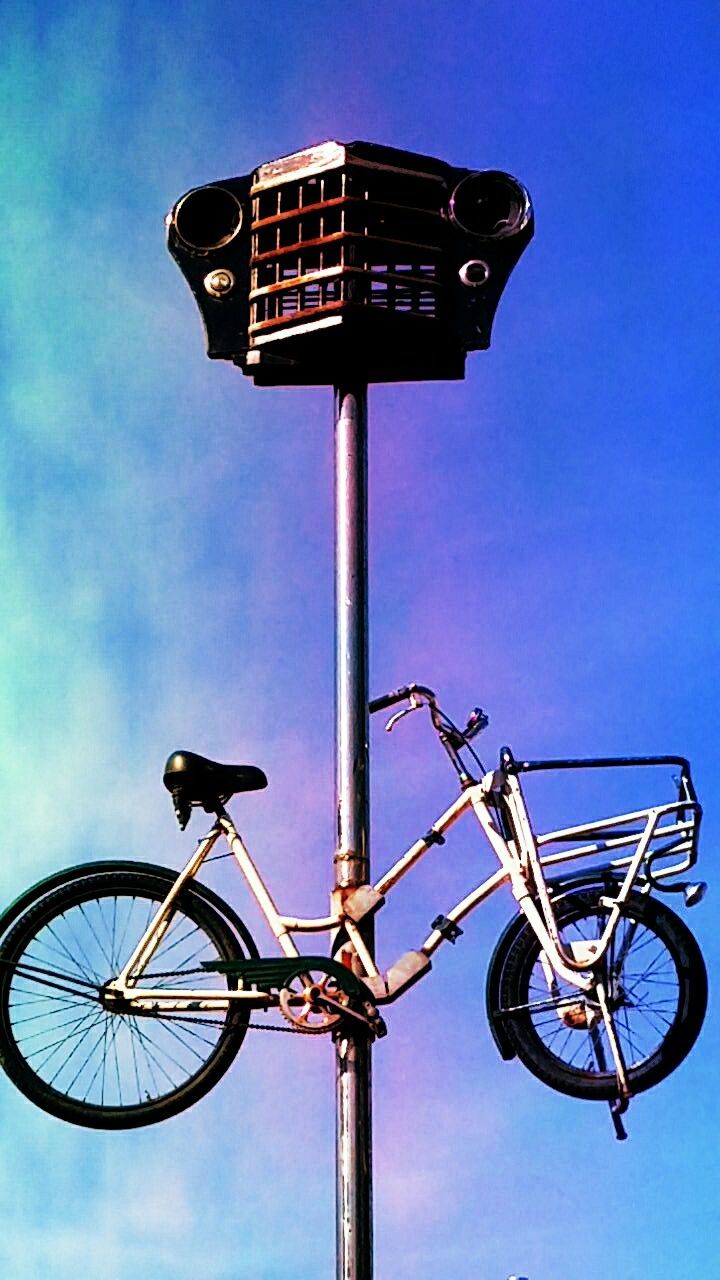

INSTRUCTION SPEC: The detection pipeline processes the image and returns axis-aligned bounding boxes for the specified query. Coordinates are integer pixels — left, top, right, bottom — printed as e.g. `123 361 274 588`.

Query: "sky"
1 2 719 1277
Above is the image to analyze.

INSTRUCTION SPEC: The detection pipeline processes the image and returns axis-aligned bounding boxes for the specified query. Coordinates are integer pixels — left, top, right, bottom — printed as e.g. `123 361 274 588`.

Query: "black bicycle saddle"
163 750 268 829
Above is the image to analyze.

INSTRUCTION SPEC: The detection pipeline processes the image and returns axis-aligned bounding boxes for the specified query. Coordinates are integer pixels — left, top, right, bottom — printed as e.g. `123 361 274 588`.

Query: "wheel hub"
559 1001 602 1030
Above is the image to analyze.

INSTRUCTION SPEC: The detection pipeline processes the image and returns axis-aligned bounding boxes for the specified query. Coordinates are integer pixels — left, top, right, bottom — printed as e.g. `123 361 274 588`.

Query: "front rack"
500 749 701 889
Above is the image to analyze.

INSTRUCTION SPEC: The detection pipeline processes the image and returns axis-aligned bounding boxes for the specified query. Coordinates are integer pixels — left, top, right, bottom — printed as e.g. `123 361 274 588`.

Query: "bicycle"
0 683 707 1139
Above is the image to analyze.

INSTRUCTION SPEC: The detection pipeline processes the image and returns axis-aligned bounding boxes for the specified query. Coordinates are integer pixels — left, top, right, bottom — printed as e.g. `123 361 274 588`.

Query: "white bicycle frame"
110 755 701 1032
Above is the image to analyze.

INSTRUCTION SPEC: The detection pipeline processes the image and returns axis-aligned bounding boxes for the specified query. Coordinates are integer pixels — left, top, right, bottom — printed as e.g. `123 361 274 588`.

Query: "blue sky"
1 3 719 1277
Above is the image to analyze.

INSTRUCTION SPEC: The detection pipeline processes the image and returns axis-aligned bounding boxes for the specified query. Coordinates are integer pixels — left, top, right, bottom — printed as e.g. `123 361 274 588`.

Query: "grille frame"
167 140 534 386
247 143 453 354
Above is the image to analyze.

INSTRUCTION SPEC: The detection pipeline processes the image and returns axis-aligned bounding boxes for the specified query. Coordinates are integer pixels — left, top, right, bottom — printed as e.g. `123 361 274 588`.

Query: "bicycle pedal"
361 999 387 1038
342 1000 387 1040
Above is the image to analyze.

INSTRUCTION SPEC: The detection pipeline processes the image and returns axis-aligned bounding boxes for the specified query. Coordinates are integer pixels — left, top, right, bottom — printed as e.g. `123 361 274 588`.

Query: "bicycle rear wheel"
497 888 707 1101
0 870 252 1128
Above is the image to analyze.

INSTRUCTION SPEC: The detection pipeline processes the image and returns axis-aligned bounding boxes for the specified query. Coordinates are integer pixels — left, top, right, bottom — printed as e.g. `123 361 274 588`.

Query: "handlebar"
369 683 488 744
368 683 437 714
369 683 489 785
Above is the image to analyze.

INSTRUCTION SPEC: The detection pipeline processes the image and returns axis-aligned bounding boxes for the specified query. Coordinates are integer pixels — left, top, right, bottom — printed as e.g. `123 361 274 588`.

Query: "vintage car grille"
248 143 451 344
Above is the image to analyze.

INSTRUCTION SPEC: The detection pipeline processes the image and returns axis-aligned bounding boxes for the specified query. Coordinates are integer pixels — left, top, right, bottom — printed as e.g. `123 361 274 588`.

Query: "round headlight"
173 185 243 251
449 171 530 240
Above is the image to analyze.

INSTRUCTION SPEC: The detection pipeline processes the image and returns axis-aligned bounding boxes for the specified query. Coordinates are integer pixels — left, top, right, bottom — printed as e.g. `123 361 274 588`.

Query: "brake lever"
384 702 422 733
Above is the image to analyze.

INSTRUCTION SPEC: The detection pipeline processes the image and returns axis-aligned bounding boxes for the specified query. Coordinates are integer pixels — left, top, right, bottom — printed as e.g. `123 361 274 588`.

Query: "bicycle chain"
137 967 307 1034
133 963 384 1038
250 1021 304 1034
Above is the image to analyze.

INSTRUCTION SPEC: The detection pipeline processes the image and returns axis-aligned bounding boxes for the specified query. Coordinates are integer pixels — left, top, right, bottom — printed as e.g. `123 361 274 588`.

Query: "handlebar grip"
368 684 415 714
368 683 436 714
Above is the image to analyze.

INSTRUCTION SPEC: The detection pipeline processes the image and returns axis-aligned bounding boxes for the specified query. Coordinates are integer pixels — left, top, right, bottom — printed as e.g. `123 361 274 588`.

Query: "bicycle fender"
0 859 259 959
485 871 623 1061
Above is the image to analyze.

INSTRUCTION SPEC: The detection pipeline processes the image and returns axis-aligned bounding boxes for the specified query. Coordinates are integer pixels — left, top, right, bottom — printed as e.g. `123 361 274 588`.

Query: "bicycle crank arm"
319 991 387 1038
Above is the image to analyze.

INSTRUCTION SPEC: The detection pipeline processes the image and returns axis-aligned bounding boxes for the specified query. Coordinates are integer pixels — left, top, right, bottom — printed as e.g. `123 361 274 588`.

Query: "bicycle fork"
537 939 632 1140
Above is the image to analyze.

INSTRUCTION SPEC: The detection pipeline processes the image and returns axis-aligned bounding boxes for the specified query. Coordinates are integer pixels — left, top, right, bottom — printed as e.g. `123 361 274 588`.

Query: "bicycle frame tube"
217 815 301 959
115 825 225 986
373 790 473 895
111 818 302 1006
110 768 701 1009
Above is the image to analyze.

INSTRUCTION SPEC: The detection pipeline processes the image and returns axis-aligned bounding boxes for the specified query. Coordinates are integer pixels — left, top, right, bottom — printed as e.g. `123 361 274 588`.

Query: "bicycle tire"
0 870 254 1128
497 888 707 1101
0 858 260 958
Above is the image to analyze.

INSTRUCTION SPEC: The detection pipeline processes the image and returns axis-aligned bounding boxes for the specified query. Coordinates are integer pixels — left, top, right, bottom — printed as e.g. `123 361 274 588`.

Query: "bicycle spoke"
9 995 86 1023
565 1033 594 1068
43 920 102 985
62 1020 114 1094
158 1018 219 1063
616 1008 646 1063
77 903 116 973
83 1012 123 1105
0 876 251 1121
36 1009 106 1078
113 897 139 971
128 1016 143 1101
151 923 199 961
14 1007 101 1047
152 1015 224 1047
128 1016 162 1097
628 1002 674 1036
110 896 119 971
123 1017 184 1090
20 937 96 983
101 1009 110 1104
519 895 692 1088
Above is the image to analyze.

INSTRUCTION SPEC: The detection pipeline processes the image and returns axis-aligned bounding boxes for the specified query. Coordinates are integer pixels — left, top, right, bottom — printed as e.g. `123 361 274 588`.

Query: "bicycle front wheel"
497 888 707 1101
0 870 252 1128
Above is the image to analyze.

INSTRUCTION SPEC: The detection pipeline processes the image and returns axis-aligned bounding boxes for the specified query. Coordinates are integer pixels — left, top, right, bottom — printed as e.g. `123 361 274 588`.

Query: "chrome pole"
334 384 372 1280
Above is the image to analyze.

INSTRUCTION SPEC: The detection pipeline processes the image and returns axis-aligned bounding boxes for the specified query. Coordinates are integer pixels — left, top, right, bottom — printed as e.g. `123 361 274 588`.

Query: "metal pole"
333 384 372 1280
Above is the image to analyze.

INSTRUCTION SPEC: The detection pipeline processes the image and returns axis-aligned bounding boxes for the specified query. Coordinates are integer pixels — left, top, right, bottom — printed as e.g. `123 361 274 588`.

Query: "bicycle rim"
497 889 707 1101
0 871 250 1128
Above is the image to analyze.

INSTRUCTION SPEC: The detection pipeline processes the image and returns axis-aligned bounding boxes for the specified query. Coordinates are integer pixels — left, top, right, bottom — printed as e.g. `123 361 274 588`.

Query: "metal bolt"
204 268 235 297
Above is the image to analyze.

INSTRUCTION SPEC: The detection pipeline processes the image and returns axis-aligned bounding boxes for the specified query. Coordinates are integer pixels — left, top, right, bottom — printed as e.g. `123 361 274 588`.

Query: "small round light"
459 259 490 287
204 268 235 297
